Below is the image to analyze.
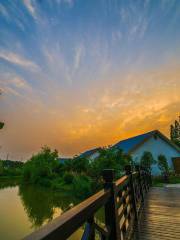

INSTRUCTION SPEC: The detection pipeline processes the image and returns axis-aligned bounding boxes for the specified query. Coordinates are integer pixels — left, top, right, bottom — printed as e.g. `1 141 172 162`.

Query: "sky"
0 0 180 161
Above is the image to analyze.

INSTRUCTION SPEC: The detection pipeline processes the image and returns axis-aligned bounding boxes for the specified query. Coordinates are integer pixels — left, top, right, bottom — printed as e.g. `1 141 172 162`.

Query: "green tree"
158 155 169 175
63 159 74 172
63 155 90 175
72 175 92 199
22 146 59 185
170 116 180 147
140 151 155 172
63 172 74 184
89 147 131 181
0 160 4 176
71 156 90 174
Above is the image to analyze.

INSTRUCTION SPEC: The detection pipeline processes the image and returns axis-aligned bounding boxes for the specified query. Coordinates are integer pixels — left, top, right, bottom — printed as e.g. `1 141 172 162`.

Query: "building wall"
88 152 100 162
132 135 180 175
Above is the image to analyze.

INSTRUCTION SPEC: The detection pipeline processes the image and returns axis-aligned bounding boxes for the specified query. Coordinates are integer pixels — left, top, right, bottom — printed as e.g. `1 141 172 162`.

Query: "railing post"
135 165 144 203
140 166 148 193
103 169 120 240
87 216 95 240
125 165 138 221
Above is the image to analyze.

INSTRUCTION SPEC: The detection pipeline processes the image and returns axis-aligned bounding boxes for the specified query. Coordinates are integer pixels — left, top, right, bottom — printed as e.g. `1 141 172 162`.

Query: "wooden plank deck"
132 187 180 240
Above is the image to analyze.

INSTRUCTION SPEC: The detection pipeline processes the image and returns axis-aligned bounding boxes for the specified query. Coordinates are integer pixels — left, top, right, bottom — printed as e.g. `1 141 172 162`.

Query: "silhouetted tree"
158 155 169 183
140 151 156 172
0 122 4 129
170 116 180 147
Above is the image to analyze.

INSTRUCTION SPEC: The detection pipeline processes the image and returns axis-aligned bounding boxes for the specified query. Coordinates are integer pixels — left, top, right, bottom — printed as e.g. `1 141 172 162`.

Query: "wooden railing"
24 165 151 240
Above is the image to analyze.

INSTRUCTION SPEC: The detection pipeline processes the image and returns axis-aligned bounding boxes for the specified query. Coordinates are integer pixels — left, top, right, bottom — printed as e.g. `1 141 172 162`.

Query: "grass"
152 175 180 187
0 175 21 179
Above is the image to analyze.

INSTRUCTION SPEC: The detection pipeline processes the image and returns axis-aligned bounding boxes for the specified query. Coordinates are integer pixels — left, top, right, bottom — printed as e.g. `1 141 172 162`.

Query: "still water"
0 184 90 240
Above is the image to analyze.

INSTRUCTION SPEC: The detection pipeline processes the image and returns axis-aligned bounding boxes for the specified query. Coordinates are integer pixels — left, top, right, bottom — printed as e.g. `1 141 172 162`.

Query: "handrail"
23 165 151 240
24 189 111 240
115 175 128 188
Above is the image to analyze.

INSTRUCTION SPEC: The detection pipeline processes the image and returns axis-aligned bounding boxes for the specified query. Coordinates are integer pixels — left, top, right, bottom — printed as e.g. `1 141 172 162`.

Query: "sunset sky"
0 0 180 160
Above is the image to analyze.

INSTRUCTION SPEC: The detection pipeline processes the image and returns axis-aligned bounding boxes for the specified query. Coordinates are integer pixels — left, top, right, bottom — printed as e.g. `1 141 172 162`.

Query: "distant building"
58 157 71 164
80 130 180 175
59 130 180 175
113 130 180 175
80 147 101 162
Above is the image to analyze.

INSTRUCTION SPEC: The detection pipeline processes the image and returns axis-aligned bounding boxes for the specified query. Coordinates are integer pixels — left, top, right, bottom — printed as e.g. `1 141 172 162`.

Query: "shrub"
37 178 52 188
22 146 59 184
63 172 74 184
51 177 64 190
140 151 155 172
72 175 92 199
88 147 131 181
158 155 169 174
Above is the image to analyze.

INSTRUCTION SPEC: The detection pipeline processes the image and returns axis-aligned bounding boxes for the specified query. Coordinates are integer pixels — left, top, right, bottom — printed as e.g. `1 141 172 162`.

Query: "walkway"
133 187 180 240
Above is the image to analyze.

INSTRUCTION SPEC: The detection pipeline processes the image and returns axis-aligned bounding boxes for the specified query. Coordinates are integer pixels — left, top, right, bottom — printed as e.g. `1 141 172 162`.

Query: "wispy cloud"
23 0 37 19
0 51 39 71
0 3 10 21
119 7 129 22
11 77 31 90
0 72 32 101
112 30 122 42
74 45 85 70
56 0 74 7
130 21 148 39
160 0 176 11
42 45 73 85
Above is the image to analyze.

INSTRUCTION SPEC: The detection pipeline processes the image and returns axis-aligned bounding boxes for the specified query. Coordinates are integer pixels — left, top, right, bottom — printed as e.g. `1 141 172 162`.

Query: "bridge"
24 165 180 240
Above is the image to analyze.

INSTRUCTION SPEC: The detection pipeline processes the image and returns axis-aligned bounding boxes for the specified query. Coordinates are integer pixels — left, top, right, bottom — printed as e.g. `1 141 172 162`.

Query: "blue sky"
0 0 180 160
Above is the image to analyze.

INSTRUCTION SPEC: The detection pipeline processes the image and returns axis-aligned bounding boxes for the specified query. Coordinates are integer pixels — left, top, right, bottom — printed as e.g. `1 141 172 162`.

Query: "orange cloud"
0 63 180 160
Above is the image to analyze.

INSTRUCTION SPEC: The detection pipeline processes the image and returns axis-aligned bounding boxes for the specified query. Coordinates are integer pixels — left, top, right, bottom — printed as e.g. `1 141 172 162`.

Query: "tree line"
1 113 179 198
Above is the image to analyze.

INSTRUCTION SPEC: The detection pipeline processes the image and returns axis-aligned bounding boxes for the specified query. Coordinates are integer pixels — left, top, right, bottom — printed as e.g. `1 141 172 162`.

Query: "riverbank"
0 176 21 189
0 174 98 201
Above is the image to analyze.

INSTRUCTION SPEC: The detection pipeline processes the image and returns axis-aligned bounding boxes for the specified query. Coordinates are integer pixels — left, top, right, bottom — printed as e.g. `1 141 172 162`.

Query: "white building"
80 147 101 162
113 130 180 175
82 130 180 175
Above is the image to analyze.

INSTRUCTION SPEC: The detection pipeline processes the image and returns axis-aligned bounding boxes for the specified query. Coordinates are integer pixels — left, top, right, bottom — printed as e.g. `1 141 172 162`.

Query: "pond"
0 182 103 240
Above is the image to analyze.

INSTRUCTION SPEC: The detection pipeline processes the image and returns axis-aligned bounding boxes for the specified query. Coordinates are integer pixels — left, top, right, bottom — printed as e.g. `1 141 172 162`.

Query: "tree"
158 155 169 175
170 116 180 147
0 160 4 176
89 147 131 181
22 146 59 185
158 154 169 183
71 155 90 174
140 151 155 172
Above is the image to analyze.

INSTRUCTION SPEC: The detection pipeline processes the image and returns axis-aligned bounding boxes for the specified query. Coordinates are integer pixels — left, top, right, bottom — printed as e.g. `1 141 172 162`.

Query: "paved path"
132 187 180 240
165 183 180 188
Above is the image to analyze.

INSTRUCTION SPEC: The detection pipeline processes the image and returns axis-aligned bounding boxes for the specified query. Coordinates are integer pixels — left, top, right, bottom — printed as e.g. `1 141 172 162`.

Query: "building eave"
128 130 180 154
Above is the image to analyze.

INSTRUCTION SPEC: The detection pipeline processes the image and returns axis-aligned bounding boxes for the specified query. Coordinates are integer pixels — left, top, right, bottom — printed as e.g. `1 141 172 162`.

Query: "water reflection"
0 177 20 189
0 181 104 240
18 184 79 228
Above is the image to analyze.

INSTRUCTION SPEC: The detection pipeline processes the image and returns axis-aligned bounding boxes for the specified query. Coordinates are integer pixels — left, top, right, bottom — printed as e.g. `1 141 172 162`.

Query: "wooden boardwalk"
25 168 180 240
133 187 180 240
